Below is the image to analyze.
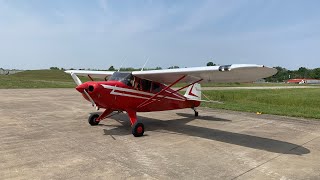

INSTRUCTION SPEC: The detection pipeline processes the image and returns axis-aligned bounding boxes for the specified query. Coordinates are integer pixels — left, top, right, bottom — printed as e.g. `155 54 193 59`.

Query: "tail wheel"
132 123 144 137
192 107 199 117
88 113 100 126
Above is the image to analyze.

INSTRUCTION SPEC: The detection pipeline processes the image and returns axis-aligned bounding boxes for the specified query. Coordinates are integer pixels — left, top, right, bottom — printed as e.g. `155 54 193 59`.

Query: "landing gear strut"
192 107 199 117
88 109 113 126
127 110 144 137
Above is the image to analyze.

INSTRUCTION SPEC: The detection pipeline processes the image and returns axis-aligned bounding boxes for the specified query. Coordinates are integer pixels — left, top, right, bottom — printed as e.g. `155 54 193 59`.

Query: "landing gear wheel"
192 107 199 117
88 113 100 126
132 123 144 137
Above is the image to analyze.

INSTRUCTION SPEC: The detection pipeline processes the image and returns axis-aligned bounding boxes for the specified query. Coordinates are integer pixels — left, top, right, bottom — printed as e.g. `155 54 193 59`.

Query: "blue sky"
0 0 319 70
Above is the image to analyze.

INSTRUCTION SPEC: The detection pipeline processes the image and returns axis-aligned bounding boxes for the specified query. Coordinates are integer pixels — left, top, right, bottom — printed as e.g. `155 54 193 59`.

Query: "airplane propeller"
83 89 97 108
71 72 82 86
71 73 98 109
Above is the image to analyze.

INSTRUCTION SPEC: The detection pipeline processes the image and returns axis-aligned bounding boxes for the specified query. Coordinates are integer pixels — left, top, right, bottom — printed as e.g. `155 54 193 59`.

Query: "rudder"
184 83 201 101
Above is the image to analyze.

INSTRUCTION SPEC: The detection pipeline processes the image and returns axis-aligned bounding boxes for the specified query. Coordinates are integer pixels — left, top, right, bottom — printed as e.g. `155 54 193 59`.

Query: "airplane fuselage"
73 71 201 136
76 79 200 112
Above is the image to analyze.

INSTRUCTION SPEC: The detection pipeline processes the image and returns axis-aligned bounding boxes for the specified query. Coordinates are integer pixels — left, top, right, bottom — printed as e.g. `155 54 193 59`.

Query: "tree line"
265 67 320 82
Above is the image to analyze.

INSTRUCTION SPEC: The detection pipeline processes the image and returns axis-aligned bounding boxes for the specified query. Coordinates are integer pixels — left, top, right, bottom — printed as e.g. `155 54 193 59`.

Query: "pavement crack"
231 136 320 180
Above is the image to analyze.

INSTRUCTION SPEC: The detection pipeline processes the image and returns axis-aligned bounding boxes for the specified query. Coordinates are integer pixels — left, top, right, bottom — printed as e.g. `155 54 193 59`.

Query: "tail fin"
184 83 201 101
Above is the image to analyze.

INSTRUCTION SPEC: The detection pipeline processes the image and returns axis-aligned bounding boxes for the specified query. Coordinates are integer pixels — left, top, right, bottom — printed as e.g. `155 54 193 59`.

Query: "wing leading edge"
65 70 114 79
65 64 277 84
133 64 277 84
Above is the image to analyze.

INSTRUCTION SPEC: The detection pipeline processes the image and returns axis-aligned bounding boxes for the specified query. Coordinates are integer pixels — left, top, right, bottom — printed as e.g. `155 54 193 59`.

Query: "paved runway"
0 89 320 179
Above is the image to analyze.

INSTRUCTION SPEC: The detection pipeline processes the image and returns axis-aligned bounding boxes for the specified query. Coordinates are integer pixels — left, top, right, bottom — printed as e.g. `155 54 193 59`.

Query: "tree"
206 62 216 66
313 68 320 79
50 67 59 70
264 66 289 82
108 66 115 71
298 67 308 78
168 66 179 69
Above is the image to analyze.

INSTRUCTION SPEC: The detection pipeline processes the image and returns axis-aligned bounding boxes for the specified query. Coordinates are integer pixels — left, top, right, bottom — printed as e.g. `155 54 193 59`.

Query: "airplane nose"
76 83 88 93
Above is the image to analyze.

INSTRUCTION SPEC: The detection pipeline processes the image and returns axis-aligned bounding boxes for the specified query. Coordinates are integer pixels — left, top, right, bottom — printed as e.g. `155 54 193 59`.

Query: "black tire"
195 111 199 117
132 123 144 137
88 113 100 126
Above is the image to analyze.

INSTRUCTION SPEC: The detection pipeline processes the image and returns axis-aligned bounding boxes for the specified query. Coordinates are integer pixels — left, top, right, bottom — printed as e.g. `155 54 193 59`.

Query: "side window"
134 78 141 90
122 74 133 87
141 79 152 92
151 82 162 93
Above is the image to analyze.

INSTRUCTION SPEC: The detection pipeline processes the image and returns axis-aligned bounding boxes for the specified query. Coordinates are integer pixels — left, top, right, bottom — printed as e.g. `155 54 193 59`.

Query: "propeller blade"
71 72 82 86
83 89 97 108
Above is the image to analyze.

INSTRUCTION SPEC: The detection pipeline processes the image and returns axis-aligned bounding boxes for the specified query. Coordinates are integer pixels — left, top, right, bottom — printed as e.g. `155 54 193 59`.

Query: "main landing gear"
127 110 144 137
88 113 100 125
88 109 114 126
88 109 145 137
132 123 144 137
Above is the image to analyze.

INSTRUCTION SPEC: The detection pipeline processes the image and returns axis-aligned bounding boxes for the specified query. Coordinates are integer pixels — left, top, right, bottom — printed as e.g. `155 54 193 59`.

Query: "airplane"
65 64 277 137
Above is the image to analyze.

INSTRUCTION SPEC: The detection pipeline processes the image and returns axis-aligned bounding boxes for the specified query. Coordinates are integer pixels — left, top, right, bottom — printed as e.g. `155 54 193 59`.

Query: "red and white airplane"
66 64 276 137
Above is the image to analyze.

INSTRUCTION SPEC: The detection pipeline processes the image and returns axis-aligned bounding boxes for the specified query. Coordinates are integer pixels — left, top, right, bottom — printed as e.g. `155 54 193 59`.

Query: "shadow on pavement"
101 113 310 155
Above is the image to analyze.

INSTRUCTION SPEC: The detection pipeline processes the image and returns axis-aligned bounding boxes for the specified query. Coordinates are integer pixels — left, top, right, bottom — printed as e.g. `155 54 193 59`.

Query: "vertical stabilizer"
184 83 201 101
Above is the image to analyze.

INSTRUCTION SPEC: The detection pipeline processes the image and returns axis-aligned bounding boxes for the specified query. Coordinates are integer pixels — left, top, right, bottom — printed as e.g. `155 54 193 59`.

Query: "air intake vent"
88 85 94 92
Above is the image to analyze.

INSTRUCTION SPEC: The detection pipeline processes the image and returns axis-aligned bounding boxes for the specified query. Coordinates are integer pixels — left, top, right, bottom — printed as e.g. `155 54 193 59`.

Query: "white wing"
133 64 277 84
64 70 114 79
65 64 277 84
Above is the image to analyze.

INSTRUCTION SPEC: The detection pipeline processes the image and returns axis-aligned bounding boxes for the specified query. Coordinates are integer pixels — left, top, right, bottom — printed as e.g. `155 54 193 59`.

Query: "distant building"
0 68 8 75
287 78 320 84
0 68 24 75
254 79 266 83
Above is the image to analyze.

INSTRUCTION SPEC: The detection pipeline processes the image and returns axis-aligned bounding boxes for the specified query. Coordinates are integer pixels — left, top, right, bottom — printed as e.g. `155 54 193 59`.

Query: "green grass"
175 82 318 87
201 82 316 87
0 70 80 88
201 89 320 119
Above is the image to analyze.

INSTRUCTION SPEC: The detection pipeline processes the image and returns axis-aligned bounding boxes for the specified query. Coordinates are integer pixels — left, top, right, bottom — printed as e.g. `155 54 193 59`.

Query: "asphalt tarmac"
0 89 319 179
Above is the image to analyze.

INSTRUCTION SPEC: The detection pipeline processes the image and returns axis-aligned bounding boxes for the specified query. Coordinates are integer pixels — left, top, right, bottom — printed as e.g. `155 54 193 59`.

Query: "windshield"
108 72 133 86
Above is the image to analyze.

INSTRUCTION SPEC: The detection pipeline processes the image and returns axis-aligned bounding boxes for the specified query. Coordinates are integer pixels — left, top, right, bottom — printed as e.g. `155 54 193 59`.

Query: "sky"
0 0 320 70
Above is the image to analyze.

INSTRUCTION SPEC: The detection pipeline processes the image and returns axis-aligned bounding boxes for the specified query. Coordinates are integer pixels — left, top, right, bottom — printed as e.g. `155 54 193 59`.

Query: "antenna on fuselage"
118 56 127 72
141 57 149 71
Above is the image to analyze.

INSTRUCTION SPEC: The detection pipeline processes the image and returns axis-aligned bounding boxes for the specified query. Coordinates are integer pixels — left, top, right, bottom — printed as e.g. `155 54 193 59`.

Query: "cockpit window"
141 79 152 92
108 72 133 86
151 82 162 93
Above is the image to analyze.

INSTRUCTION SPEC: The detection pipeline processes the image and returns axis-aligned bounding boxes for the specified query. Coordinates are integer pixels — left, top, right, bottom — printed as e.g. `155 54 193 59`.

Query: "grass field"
176 82 320 88
202 88 320 119
0 70 85 88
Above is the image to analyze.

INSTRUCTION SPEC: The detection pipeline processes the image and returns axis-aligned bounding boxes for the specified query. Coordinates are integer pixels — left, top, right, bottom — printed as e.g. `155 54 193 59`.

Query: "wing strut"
88 75 94 81
137 75 186 109
143 79 204 107
172 78 203 94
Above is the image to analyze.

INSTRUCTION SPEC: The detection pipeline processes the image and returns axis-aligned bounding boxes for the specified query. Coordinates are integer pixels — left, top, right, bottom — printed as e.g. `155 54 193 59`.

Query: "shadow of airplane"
176 113 232 122
99 112 310 155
